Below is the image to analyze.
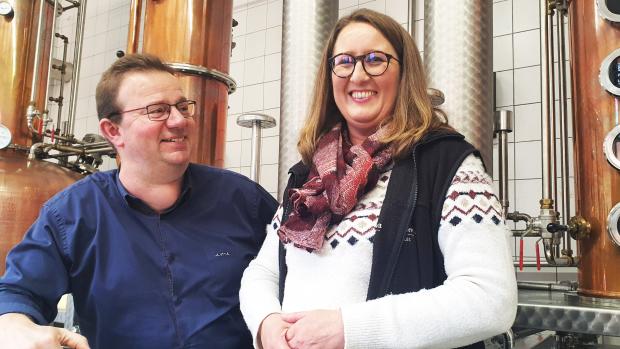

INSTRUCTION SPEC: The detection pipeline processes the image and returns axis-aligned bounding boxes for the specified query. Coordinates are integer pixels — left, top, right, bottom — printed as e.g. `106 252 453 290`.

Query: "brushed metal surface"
515 289 620 336
423 0 494 173
277 0 338 198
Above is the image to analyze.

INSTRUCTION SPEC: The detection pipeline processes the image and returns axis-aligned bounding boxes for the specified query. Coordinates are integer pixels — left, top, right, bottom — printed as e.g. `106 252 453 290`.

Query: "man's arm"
0 204 88 347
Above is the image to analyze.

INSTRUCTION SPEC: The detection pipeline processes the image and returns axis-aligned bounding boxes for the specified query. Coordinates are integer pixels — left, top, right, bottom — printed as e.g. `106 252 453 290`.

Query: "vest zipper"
383 146 419 294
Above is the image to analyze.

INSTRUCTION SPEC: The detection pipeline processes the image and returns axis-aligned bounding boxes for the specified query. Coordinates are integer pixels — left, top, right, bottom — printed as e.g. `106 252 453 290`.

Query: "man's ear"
99 118 123 149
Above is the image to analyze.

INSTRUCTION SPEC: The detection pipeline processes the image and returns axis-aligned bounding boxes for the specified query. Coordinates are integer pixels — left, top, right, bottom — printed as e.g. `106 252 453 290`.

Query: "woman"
240 9 517 349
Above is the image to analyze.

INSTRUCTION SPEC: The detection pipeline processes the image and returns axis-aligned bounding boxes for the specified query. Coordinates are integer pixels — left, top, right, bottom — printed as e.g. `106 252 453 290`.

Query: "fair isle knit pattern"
239 154 517 349
441 155 503 228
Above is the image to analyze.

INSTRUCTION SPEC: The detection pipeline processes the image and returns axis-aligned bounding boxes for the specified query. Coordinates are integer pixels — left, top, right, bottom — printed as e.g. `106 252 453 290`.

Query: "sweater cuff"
341 302 389 349
244 301 282 347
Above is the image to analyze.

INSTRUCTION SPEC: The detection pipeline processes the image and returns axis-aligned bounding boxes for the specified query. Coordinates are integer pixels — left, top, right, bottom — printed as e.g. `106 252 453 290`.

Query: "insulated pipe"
423 0 494 173
277 0 338 198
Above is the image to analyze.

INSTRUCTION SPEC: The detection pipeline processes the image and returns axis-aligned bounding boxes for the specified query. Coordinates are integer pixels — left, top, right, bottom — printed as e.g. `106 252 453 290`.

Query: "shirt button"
173 296 182 306
167 254 175 263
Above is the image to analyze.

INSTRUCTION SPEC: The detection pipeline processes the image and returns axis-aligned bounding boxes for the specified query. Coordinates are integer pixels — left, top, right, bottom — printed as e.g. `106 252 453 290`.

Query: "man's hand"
258 313 292 349
282 309 344 349
0 313 90 349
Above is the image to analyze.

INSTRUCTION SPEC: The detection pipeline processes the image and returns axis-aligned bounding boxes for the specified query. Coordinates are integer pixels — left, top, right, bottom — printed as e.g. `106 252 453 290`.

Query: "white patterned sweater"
240 154 517 349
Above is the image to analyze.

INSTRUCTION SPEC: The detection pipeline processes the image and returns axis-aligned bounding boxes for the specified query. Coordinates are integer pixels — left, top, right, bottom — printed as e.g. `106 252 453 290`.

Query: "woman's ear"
99 118 123 149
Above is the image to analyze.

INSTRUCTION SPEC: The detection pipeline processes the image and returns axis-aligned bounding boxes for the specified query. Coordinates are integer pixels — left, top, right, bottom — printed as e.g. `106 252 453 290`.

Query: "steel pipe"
66 0 87 136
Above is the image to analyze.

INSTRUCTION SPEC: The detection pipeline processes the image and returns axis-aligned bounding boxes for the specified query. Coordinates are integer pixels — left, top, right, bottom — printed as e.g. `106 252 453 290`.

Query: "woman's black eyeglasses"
329 50 400 78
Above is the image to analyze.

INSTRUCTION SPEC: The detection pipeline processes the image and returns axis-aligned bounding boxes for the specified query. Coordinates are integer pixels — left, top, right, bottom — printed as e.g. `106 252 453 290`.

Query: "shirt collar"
115 166 193 215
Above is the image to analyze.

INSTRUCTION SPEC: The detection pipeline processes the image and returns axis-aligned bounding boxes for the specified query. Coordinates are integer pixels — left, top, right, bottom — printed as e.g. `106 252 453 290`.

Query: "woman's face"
331 22 400 143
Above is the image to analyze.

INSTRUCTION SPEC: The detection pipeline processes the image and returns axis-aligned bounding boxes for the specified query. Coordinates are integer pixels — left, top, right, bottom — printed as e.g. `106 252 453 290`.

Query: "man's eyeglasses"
108 100 197 121
329 51 400 78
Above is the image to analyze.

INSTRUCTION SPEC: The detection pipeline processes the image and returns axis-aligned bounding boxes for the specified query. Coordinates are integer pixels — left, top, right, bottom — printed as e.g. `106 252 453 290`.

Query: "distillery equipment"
127 0 237 168
0 0 114 275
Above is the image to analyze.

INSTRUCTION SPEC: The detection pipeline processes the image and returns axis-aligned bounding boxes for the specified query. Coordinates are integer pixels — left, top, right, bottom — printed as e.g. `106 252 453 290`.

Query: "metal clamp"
603 124 620 170
597 0 620 23
607 202 620 247
599 48 620 96
167 62 237 94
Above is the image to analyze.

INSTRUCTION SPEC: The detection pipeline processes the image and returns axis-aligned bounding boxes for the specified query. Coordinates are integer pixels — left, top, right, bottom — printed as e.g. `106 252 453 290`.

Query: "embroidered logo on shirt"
214 252 231 257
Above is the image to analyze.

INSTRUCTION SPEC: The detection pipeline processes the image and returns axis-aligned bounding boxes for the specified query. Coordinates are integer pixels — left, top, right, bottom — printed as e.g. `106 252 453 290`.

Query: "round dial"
0 2 13 16
0 123 12 149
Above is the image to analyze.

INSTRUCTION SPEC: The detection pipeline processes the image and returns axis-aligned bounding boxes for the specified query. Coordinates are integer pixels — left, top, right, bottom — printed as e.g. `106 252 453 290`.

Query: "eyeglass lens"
146 101 195 121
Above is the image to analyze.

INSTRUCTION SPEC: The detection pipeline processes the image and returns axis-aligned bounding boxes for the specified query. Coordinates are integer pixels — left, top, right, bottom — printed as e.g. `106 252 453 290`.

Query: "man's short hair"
95 53 176 122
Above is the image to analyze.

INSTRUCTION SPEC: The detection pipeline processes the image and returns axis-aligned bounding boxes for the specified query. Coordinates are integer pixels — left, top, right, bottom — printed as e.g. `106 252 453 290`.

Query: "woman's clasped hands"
259 309 345 349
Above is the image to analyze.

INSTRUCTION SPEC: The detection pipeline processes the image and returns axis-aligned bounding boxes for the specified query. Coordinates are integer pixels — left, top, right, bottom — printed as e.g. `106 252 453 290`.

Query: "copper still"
0 0 83 274
127 0 235 167
570 0 620 298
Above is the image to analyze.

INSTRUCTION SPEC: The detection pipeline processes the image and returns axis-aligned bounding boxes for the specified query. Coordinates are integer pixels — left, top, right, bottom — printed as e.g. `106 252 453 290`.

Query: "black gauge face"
607 0 620 15
611 57 620 89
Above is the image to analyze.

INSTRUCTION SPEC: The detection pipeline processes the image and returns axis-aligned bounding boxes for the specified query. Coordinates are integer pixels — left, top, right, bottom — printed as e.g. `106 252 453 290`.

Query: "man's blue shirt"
0 163 277 348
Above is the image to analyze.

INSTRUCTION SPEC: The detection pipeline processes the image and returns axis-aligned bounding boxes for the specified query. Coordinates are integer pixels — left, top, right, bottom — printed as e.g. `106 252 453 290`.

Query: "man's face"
107 71 196 172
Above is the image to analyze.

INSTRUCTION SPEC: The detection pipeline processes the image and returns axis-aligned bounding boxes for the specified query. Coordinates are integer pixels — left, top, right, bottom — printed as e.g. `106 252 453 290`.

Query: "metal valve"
568 215 591 240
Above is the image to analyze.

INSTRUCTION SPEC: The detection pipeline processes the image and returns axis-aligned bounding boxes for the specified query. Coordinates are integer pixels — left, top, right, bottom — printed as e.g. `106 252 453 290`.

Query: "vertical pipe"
278 0 338 198
407 0 417 37
557 6 572 252
540 0 553 203
250 123 261 182
127 0 143 54
496 110 513 219
548 9 559 213
42 0 59 118
67 0 87 136
55 35 69 126
28 0 47 106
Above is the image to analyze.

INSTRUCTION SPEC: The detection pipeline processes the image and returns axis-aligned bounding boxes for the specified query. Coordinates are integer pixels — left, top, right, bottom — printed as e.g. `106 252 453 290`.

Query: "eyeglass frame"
106 100 197 121
328 50 401 78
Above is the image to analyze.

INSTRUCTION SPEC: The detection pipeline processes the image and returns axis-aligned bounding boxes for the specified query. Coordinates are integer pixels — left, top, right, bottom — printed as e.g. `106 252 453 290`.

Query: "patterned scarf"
278 123 393 251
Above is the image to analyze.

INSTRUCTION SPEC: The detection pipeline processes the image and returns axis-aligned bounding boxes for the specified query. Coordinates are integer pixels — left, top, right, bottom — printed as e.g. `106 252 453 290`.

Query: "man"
0 54 277 348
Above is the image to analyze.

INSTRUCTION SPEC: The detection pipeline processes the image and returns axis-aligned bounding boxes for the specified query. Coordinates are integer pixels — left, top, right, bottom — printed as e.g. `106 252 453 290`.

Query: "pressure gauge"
0 123 12 149
0 2 13 17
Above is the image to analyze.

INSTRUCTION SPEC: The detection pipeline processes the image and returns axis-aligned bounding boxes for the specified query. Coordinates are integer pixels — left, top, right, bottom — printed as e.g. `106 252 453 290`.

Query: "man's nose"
166 106 189 127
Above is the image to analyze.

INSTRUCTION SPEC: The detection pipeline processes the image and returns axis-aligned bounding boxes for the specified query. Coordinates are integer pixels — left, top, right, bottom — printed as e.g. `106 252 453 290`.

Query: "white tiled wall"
51 0 574 275
492 0 575 277
49 0 131 171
